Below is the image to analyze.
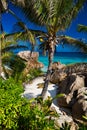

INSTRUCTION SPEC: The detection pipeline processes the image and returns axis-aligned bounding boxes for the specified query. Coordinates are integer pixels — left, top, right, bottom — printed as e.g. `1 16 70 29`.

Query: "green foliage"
83 115 87 120
2 54 27 81
0 78 87 130
29 68 43 79
22 0 86 31
0 33 28 79
78 124 87 130
0 78 56 130
24 68 43 82
0 78 24 129
9 55 26 82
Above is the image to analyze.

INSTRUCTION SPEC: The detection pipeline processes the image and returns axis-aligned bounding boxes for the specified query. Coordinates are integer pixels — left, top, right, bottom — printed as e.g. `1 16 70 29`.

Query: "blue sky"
1 1 87 52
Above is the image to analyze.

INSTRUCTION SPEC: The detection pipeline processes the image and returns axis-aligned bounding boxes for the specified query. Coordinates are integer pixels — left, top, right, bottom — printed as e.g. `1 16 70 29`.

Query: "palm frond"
0 33 18 49
12 21 28 32
60 35 87 53
39 41 49 55
2 45 28 53
10 0 86 33
21 0 86 32
12 20 47 44
77 24 87 33
22 0 49 26
5 29 46 38
2 52 14 63
10 20 48 44
54 0 86 31
9 55 26 81
8 9 36 44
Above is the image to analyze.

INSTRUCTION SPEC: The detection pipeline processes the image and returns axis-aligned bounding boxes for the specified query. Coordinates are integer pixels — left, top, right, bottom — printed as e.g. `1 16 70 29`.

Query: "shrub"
0 78 56 130
23 68 43 82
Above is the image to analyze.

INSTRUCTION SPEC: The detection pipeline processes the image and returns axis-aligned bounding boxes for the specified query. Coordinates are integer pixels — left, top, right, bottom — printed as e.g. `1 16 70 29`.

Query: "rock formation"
50 62 87 123
17 51 44 75
17 51 39 61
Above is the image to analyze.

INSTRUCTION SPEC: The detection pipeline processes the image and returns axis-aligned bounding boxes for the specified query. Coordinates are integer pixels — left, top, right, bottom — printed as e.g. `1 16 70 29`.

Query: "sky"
1 1 87 52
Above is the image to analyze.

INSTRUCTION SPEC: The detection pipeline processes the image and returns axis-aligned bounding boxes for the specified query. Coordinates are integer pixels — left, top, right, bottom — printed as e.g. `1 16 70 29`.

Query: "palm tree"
0 0 36 78
77 24 87 45
11 0 87 98
23 0 87 98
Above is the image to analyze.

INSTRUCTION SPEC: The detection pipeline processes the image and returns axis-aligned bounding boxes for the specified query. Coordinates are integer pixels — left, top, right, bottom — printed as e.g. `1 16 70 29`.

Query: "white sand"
22 77 73 126
23 77 62 113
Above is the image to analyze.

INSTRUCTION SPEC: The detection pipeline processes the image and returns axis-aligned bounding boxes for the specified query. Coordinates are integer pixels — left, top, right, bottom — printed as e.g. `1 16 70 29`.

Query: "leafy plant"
0 78 57 130
8 55 26 82
23 68 43 82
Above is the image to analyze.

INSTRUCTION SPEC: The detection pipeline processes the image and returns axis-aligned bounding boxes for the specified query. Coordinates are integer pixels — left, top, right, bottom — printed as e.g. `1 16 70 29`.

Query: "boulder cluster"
50 62 87 124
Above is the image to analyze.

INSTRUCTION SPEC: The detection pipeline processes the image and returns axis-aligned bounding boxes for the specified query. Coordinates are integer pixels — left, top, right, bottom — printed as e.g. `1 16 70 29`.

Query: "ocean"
38 52 87 72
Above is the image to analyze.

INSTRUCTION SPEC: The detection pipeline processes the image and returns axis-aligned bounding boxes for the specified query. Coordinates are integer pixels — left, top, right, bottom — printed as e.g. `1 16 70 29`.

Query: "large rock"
51 62 65 70
63 63 87 75
17 51 39 61
57 74 85 108
17 51 44 76
50 62 87 123
72 87 87 120
56 73 87 122
26 59 43 70
50 70 67 84
50 63 87 84
23 59 44 76
50 62 66 84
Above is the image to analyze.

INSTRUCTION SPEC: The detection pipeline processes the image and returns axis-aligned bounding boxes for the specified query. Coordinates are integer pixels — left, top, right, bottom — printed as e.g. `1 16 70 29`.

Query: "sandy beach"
22 77 73 126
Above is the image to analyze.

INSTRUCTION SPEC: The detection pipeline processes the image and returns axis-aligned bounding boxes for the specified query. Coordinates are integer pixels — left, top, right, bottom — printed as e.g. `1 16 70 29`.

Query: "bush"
0 78 56 130
23 68 43 82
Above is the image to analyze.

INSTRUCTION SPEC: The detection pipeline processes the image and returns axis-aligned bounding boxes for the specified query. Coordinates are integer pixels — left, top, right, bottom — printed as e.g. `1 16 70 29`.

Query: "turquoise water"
38 52 87 71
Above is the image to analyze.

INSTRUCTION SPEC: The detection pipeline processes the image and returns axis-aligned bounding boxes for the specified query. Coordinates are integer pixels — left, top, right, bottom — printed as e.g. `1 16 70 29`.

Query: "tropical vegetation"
12 0 87 98
0 0 87 129
0 78 87 129
0 0 36 79
0 78 57 130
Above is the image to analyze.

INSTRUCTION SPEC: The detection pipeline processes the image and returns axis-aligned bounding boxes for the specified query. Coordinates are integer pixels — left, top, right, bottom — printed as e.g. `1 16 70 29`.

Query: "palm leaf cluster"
22 0 85 32
19 0 87 55
8 0 87 55
0 33 26 74
60 35 87 52
0 0 35 77
0 33 27 56
11 21 36 44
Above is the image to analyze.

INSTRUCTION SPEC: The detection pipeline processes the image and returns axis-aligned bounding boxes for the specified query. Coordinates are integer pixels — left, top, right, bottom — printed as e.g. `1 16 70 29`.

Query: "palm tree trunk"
41 40 55 99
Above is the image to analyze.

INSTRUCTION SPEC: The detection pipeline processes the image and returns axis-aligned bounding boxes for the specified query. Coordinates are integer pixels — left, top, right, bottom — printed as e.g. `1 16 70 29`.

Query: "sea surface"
38 52 87 72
